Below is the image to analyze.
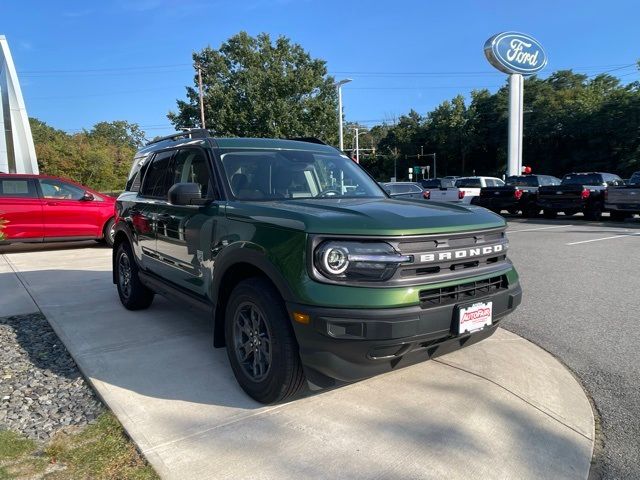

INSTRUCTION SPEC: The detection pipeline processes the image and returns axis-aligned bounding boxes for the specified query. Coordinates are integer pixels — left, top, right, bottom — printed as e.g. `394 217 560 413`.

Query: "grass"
0 413 158 480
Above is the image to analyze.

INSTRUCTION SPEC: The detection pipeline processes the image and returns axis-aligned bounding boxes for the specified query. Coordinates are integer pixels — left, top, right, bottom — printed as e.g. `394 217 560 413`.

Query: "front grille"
419 275 507 308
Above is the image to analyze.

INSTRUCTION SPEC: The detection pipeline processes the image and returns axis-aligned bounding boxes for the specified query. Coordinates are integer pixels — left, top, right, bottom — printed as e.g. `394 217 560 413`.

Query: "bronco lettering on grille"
419 244 504 263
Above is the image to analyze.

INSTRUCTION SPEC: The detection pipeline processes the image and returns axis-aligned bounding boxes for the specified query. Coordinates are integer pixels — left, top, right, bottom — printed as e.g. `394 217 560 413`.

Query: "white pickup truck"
420 178 464 202
454 176 505 204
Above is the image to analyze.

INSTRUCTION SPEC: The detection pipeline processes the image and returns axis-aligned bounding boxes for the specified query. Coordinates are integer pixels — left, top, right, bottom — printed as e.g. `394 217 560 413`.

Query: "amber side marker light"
293 312 310 324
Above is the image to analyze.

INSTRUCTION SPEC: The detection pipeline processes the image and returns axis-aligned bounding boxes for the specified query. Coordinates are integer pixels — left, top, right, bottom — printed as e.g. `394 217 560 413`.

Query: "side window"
140 151 173 198
38 179 85 200
410 184 423 193
485 179 496 187
0 179 37 198
169 149 213 198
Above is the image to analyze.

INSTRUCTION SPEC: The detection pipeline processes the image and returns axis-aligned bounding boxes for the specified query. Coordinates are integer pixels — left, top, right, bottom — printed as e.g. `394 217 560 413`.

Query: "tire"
585 205 603 221
610 211 630 221
563 210 579 217
115 242 154 310
543 209 557 219
507 208 519 215
225 277 305 404
103 218 116 247
523 204 540 218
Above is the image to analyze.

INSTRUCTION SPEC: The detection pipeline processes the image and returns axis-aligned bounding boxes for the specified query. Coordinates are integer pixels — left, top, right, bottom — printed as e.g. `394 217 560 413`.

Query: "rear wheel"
543 209 557 219
563 210 579 217
103 218 116 247
115 242 154 310
523 203 540 218
225 278 305 404
508 208 519 215
585 205 603 221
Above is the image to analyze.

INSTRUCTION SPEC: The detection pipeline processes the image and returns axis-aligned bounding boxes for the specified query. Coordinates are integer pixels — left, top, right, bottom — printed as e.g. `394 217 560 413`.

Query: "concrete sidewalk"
1 246 595 480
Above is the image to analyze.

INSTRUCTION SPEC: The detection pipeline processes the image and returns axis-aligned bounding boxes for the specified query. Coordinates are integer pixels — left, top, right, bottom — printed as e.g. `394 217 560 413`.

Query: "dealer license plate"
458 301 493 334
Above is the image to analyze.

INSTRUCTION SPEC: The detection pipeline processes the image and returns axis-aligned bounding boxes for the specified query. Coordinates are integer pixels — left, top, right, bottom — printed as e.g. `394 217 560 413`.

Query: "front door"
37 178 102 240
154 147 222 295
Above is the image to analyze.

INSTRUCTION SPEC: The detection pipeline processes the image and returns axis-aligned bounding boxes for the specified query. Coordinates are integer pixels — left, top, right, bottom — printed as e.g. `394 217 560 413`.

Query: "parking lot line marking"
566 232 640 246
508 224 573 233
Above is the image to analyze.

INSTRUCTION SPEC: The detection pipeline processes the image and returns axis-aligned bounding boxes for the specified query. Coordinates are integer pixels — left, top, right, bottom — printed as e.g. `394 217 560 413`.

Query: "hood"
225 197 505 236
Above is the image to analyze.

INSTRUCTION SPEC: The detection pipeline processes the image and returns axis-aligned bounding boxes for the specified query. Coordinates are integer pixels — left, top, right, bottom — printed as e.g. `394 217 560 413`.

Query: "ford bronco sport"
112 129 522 403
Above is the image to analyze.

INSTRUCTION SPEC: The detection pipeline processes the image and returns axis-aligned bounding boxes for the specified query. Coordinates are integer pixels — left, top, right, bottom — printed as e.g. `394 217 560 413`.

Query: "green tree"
168 32 339 143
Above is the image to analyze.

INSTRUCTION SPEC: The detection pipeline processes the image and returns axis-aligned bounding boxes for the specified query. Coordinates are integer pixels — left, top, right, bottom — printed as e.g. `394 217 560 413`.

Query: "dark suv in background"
112 129 522 403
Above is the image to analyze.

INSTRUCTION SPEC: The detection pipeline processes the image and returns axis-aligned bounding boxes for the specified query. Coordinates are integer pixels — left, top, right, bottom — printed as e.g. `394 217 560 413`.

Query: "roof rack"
146 128 212 146
288 137 329 146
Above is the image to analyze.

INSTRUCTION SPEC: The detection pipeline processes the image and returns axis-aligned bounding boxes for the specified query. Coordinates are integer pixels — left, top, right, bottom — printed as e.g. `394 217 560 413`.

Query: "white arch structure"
0 35 38 174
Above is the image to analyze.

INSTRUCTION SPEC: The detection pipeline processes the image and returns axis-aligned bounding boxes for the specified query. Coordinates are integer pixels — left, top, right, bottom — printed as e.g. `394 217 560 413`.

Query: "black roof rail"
288 137 328 146
146 128 212 146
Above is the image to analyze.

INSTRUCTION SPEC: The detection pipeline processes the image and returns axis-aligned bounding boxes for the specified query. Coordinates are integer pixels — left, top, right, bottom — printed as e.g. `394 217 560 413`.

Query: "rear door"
0 177 44 241
135 150 175 272
154 147 222 295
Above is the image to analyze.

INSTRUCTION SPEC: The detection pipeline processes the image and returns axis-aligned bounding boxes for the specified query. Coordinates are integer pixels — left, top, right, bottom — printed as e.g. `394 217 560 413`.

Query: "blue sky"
3 0 639 138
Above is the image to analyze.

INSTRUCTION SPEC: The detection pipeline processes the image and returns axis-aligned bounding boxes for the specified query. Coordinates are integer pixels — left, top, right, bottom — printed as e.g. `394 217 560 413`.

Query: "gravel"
0 312 104 440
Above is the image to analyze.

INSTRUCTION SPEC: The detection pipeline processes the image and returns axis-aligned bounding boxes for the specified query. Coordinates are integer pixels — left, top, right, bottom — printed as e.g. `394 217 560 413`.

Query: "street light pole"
336 78 352 151
353 127 368 164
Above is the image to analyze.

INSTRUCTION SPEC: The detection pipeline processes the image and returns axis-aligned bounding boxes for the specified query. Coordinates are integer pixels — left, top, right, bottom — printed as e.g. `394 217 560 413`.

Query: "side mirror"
81 192 94 201
168 182 206 206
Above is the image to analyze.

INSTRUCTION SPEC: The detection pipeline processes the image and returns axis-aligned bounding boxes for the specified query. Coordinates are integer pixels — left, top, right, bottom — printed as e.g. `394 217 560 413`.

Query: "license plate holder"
456 301 493 335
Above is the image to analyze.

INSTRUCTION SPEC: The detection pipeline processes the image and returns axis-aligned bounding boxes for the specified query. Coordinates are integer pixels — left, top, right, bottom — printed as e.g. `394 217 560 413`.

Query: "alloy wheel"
232 301 272 382
118 252 132 300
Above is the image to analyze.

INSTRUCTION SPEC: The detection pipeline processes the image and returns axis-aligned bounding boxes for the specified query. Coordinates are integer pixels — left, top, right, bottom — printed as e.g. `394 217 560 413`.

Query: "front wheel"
225 278 305 404
610 211 631 221
115 243 154 310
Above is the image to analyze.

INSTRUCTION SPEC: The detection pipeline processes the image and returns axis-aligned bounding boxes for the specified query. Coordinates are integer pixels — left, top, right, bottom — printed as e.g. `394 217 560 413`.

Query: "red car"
0 174 116 246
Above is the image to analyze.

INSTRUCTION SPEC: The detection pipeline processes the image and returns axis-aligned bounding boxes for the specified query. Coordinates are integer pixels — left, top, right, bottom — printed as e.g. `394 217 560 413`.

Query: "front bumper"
288 280 522 386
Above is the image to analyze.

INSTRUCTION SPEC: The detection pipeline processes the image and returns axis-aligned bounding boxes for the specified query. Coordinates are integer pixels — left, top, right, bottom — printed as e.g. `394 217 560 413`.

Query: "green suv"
112 129 522 403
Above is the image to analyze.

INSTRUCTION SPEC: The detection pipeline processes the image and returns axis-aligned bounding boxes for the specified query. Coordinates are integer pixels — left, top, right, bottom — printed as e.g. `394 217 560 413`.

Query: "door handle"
46 201 60 206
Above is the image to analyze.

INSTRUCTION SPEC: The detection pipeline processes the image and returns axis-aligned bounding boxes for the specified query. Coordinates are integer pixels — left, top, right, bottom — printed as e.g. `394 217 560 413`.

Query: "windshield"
219 149 385 200
561 174 603 186
507 176 539 187
629 173 640 185
455 178 482 188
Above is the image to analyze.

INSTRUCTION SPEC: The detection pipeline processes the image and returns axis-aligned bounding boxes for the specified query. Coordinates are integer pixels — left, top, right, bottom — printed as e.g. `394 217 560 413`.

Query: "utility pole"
355 127 360 164
196 64 206 129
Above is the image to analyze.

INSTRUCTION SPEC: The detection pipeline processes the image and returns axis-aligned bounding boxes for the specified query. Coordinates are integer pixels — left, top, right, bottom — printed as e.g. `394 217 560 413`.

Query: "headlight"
314 241 412 282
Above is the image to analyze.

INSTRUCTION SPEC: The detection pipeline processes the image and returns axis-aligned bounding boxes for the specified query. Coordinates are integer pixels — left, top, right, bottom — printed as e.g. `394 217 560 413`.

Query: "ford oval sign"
484 32 547 75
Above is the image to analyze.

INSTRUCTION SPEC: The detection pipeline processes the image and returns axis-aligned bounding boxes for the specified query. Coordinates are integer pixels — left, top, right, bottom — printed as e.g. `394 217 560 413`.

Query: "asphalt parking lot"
502 215 640 480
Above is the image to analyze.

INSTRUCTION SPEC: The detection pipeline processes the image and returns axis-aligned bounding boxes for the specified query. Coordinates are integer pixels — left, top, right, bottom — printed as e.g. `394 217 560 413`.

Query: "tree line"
354 70 640 181
29 119 145 192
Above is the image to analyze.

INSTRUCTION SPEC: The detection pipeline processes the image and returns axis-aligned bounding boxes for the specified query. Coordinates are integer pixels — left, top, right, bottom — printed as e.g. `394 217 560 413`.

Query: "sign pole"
507 73 524 176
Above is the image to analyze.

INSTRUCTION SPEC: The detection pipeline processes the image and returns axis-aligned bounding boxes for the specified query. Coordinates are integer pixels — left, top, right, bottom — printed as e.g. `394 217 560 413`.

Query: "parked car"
381 182 428 200
0 174 116 246
605 171 640 220
454 177 505 204
420 178 465 202
537 172 624 220
113 130 522 403
473 174 561 217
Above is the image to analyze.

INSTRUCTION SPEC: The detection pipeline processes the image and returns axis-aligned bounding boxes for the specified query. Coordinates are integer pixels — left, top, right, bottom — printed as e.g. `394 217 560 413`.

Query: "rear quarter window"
0 179 37 197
